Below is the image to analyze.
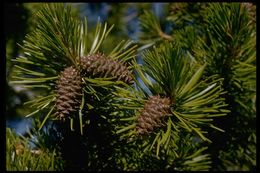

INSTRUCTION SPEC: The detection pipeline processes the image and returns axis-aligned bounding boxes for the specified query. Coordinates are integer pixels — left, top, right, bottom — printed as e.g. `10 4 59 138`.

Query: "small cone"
136 95 171 135
55 66 82 121
80 53 133 84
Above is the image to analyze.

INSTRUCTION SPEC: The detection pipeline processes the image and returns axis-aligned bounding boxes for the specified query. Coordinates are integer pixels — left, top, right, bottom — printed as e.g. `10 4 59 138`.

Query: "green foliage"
112 129 212 171
167 3 208 30
139 10 173 46
190 3 256 171
6 128 63 171
194 3 256 79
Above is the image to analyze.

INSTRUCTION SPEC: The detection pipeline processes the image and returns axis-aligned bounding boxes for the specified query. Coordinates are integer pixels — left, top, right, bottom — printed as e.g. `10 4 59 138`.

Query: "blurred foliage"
6 128 64 171
5 3 40 119
5 3 43 78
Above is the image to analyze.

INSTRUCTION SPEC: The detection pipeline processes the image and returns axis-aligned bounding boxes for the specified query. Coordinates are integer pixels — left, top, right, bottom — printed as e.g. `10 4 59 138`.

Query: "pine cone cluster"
54 53 133 121
55 66 82 121
80 53 133 84
136 95 171 135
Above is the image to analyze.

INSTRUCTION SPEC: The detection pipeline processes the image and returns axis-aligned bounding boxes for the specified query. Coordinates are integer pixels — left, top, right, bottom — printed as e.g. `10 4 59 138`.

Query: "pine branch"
191 3 256 170
139 10 173 46
111 42 229 160
6 128 64 171
9 3 138 132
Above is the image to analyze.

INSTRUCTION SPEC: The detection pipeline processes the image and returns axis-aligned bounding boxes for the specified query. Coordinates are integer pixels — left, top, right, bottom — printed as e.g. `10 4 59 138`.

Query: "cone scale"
80 53 133 84
136 95 171 135
55 66 82 121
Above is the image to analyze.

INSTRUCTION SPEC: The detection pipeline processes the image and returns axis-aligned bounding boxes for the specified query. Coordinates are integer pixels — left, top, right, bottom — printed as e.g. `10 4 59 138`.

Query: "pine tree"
6 3 255 171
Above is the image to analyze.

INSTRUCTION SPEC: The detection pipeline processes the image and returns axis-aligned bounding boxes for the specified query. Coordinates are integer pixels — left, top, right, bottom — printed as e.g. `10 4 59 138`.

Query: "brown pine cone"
80 53 133 84
136 95 171 135
55 66 82 121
